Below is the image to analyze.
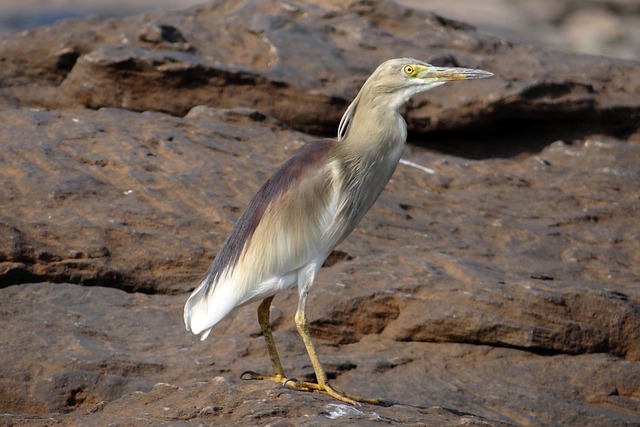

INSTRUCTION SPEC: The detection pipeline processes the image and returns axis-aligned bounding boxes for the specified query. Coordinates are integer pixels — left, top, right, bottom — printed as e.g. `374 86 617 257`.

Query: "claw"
282 377 298 386
240 370 263 380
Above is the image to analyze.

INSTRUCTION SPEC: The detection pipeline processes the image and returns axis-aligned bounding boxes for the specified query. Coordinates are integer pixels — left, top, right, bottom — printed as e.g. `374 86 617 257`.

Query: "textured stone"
0 0 639 426
0 0 638 136
2 283 639 426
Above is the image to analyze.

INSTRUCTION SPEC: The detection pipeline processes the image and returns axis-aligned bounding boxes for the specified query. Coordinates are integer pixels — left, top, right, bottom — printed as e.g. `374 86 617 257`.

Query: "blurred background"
1 0 638 60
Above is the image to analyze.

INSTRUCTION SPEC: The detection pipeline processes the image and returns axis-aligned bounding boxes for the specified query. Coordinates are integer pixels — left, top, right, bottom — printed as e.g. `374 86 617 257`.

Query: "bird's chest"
338 139 403 227
362 142 403 196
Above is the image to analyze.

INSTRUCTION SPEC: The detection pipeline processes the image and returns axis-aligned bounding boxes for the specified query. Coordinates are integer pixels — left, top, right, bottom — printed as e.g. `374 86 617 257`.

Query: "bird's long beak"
418 66 493 82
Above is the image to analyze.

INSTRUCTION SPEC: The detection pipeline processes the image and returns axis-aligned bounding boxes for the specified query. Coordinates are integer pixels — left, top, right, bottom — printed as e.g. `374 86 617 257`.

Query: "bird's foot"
240 370 311 390
240 370 292 384
285 379 381 406
240 371 380 405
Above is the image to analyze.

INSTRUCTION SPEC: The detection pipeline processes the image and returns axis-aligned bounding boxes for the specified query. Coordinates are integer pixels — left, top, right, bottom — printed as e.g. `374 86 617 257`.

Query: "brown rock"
0 106 304 293
0 0 639 426
0 0 638 135
2 283 640 426
397 0 640 60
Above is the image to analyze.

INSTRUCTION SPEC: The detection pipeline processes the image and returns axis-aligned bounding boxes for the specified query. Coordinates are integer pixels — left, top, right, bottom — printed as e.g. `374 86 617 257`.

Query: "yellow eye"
403 65 414 75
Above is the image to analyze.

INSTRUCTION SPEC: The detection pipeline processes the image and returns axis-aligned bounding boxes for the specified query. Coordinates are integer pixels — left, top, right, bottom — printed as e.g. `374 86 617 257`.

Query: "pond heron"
184 58 493 405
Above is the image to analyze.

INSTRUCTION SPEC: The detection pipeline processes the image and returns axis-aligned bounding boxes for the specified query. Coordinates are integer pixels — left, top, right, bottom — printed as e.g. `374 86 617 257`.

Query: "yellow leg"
293 285 381 406
259 296 287 380
241 296 288 383
240 296 322 392
241 278 381 406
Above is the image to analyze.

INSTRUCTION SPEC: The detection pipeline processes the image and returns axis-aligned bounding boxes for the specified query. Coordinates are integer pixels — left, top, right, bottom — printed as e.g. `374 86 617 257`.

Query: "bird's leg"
240 296 289 383
241 295 319 391
241 280 380 405
291 268 381 406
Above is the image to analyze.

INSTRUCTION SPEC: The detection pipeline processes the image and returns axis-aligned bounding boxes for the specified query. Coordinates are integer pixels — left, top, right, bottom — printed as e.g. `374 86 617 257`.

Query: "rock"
397 0 640 60
0 0 639 426
0 0 638 135
0 106 298 293
2 283 639 426
3 1 640 60
1 105 639 425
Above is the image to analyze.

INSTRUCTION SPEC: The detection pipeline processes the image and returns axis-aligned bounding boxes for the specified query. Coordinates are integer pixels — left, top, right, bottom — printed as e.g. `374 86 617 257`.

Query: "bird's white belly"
239 272 297 307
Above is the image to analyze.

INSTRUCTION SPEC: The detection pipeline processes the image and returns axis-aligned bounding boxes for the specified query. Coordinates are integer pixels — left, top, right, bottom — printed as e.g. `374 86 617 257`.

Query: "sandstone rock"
0 0 639 426
0 106 297 293
397 0 640 60
2 283 639 426
1 105 638 425
0 0 638 136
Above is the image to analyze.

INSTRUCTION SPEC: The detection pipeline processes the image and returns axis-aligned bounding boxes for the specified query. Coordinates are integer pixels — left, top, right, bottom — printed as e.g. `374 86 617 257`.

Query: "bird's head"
369 58 494 108
338 58 493 140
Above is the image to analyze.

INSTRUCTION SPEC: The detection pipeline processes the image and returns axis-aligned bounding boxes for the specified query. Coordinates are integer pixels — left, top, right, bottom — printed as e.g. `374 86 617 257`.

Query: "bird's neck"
330 105 406 232
334 103 406 202
344 105 407 161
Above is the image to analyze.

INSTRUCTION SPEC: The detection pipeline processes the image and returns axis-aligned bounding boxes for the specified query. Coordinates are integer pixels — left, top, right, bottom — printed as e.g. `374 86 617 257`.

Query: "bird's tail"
184 282 211 340
184 277 239 341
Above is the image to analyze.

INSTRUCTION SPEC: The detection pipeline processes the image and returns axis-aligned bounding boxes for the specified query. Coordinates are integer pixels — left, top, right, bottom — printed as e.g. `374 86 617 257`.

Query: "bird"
184 58 493 405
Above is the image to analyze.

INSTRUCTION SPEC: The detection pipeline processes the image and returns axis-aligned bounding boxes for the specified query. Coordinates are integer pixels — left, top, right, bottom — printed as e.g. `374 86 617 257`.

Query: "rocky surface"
399 0 640 61
0 0 639 426
1 0 639 137
3 0 639 60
